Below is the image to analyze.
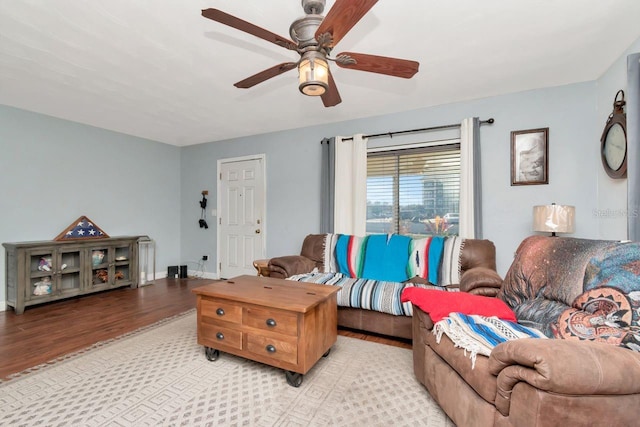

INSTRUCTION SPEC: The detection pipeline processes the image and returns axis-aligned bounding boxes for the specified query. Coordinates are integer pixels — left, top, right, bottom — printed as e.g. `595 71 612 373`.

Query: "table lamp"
533 203 575 236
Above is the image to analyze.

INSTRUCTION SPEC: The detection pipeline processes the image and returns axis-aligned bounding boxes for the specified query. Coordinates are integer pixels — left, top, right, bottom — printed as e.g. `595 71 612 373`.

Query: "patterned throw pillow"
553 287 640 352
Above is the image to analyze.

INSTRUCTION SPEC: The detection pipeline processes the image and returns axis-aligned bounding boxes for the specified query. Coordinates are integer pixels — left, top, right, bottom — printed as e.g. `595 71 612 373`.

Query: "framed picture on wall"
510 128 549 185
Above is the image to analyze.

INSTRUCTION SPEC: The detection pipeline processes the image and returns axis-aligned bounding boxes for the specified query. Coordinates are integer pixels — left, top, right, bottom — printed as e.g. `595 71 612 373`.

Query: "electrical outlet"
202 255 209 261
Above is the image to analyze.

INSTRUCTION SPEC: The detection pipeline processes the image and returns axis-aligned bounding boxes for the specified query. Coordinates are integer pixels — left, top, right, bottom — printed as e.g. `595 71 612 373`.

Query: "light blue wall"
0 106 181 305
180 81 600 277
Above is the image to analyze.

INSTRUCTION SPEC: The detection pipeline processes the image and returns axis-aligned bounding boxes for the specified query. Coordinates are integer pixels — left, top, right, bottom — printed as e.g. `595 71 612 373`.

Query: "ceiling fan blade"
321 70 342 107
202 9 297 51
234 62 297 89
335 52 419 78
315 0 378 48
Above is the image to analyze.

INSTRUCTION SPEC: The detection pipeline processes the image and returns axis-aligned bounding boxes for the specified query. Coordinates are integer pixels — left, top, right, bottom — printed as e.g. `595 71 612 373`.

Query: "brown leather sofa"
412 236 640 426
268 233 502 340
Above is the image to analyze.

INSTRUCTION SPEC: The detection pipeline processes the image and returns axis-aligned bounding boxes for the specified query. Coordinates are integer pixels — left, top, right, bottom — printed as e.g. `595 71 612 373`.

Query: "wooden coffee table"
192 275 339 387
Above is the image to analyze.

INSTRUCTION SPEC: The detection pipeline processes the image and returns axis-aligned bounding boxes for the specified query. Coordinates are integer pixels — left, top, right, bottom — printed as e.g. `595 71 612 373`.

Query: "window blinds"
366 143 461 236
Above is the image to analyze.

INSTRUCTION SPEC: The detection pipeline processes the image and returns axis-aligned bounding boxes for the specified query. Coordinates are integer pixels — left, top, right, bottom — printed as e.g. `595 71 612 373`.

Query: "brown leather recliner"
412 236 640 426
268 233 502 340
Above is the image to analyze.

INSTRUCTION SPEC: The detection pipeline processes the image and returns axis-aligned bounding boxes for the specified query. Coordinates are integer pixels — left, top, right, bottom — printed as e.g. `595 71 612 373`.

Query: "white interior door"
217 156 265 279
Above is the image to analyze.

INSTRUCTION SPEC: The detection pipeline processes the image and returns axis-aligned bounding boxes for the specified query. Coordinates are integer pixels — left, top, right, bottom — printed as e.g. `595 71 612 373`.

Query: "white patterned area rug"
0 310 454 427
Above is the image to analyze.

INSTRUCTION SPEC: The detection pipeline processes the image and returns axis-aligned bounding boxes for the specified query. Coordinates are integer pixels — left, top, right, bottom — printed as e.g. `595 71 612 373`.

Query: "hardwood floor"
0 278 410 380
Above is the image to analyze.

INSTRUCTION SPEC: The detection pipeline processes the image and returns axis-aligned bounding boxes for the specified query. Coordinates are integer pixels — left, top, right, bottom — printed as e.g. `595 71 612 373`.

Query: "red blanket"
401 287 516 322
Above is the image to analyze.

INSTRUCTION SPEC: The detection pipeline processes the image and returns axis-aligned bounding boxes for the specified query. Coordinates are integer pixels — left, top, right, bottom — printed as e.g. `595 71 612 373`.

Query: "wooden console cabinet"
3 236 140 314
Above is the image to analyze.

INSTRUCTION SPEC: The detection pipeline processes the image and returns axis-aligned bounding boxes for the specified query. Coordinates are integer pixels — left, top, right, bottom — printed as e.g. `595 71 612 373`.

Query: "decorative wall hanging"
54 216 109 241
199 191 209 229
510 128 549 186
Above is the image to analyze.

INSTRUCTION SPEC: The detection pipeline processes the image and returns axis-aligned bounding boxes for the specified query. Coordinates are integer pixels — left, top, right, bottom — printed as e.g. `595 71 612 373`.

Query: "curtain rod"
334 118 495 142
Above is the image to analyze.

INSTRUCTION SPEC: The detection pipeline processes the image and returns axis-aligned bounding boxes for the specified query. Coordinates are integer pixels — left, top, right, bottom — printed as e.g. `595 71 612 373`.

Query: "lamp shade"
533 204 575 235
298 52 329 96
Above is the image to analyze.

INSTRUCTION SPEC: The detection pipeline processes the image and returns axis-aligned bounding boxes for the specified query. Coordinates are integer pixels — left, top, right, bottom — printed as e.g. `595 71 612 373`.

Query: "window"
366 142 460 237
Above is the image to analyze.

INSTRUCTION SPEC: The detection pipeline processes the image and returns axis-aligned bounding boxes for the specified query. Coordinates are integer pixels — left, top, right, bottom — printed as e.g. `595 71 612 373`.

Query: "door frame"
216 154 267 278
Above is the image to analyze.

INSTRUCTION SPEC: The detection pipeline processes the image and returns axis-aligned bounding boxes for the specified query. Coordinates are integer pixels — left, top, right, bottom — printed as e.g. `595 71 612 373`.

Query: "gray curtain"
628 53 640 241
472 117 483 239
320 137 335 233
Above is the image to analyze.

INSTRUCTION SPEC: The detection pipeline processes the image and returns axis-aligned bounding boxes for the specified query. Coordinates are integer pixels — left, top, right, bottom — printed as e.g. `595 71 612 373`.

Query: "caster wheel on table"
285 370 303 387
205 347 220 361
323 348 331 357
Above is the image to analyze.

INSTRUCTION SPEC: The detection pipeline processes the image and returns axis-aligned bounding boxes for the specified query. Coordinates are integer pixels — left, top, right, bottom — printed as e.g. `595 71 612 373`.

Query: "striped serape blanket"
434 312 547 368
322 233 465 287
288 271 455 316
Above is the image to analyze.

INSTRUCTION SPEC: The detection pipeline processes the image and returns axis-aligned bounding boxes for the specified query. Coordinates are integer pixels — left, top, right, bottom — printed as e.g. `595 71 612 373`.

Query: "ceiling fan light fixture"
202 0 419 107
298 52 329 96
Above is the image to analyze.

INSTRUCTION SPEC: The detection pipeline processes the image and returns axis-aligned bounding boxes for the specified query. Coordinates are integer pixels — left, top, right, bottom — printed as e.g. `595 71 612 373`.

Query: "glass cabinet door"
57 247 82 296
27 248 55 300
113 244 132 285
89 245 110 290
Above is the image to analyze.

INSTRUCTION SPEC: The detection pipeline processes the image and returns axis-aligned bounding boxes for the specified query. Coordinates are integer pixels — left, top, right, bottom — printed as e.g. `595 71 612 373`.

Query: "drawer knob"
216 308 225 316
266 318 277 327
265 344 276 353
216 332 224 340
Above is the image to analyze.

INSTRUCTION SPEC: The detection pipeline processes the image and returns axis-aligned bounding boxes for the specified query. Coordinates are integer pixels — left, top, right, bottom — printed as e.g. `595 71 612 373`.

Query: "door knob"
255 229 261 234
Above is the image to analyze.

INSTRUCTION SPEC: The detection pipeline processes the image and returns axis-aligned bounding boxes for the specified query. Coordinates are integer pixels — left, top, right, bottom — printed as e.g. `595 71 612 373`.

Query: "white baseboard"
188 270 219 280
0 300 6 312
147 270 218 281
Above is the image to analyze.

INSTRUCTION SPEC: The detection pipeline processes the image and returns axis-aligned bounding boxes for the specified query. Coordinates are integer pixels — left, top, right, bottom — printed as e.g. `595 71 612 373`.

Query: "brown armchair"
268 234 325 278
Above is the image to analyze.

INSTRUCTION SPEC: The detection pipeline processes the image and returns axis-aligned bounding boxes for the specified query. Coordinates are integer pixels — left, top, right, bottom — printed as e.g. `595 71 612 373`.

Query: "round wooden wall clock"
601 90 627 179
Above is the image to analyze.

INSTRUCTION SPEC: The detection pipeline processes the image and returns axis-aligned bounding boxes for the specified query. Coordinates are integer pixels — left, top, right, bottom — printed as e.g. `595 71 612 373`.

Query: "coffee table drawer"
246 333 297 365
244 306 298 336
201 298 242 324
200 322 243 351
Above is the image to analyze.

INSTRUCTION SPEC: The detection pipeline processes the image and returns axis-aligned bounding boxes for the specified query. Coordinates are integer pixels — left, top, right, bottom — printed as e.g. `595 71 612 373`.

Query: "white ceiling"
1 0 640 147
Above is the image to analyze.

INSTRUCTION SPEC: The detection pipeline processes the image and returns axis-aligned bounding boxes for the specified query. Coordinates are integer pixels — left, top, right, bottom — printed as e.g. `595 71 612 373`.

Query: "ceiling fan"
201 0 419 107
